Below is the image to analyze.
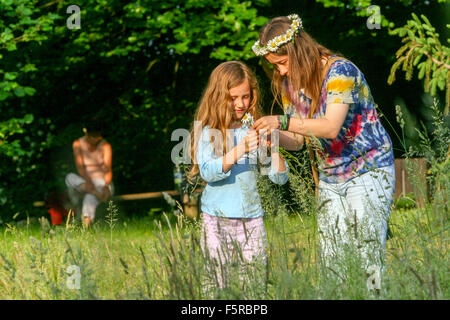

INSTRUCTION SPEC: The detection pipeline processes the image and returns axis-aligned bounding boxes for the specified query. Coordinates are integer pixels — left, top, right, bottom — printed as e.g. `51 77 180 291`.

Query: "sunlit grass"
0 204 447 299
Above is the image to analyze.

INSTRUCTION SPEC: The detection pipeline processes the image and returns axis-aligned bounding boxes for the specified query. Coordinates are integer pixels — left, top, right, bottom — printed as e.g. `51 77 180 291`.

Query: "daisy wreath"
252 14 302 56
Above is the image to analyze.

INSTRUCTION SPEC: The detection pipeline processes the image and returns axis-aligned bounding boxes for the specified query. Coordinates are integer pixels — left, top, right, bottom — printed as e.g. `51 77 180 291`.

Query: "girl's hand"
252 116 279 132
242 129 259 153
259 129 272 148
222 129 259 173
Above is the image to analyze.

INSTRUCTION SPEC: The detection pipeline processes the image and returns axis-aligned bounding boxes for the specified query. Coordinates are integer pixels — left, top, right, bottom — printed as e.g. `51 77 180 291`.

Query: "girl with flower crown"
251 14 395 290
188 61 289 289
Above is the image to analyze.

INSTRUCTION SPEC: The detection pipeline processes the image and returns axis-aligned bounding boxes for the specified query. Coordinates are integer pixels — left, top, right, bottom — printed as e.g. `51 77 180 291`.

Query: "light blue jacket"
197 126 289 218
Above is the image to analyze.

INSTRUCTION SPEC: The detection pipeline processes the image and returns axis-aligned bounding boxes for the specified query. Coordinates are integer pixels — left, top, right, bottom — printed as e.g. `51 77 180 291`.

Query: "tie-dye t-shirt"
282 58 394 183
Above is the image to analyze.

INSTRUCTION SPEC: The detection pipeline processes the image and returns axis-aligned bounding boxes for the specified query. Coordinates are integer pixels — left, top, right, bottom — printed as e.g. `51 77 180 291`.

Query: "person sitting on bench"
65 118 113 227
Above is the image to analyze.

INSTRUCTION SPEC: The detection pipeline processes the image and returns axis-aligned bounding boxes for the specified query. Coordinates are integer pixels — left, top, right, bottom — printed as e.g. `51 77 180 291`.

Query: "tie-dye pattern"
282 59 394 183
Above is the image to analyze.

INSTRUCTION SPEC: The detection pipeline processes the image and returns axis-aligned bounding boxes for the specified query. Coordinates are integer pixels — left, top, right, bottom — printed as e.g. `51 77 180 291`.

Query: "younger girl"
188 61 289 289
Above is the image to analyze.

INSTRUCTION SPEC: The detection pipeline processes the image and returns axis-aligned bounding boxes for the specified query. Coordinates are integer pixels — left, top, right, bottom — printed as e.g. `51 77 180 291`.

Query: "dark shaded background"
0 0 448 221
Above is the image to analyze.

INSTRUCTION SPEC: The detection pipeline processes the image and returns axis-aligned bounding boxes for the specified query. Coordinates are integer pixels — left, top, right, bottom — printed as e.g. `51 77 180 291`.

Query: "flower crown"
252 14 302 57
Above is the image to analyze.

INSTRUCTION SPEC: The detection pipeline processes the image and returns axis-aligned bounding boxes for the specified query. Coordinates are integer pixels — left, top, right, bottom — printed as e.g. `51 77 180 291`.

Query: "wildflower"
241 113 254 127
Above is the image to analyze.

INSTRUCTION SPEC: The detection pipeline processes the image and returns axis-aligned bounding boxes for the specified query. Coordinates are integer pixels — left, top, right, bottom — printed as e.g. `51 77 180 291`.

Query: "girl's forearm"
271 152 286 172
288 117 341 140
279 131 304 150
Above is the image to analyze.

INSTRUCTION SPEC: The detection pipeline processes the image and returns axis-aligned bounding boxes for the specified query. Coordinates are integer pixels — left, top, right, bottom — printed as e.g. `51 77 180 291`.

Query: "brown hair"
259 16 338 113
187 61 263 180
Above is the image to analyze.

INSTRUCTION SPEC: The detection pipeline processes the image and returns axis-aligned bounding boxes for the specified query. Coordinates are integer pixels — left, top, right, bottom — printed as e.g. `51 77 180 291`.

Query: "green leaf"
24 87 36 96
21 64 37 73
0 90 9 101
413 53 423 66
13 87 25 97
422 24 433 32
430 78 437 96
437 78 445 91
255 16 268 25
420 14 431 27
4 72 17 80
23 114 34 123
6 42 17 51
418 63 426 79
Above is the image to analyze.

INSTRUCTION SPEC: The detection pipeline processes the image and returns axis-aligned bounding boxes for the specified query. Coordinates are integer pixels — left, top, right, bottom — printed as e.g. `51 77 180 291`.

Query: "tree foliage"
0 0 447 221
0 0 269 219
388 13 449 114
0 0 58 157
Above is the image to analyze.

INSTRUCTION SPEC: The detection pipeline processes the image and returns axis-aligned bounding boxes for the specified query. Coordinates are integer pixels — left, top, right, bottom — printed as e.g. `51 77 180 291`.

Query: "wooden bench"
34 189 201 218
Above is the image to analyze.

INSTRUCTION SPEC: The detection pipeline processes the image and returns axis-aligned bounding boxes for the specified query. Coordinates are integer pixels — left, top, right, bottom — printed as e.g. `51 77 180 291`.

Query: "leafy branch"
388 13 449 115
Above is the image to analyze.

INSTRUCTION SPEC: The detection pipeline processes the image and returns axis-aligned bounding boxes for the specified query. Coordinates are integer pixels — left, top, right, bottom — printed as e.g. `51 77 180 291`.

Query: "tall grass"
0 101 447 300
0 204 447 299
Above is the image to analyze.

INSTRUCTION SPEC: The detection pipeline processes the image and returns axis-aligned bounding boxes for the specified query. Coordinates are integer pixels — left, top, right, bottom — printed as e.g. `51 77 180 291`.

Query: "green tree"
0 0 58 157
388 13 449 114
0 0 446 222
0 0 270 220
0 0 58 209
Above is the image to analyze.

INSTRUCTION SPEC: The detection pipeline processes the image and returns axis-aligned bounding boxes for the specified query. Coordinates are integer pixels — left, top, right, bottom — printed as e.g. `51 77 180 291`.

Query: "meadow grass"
0 100 447 300
0 203 447 300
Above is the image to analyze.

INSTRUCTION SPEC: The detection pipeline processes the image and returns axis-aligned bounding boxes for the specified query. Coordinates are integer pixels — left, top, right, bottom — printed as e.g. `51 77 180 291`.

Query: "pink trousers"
201 212 267 289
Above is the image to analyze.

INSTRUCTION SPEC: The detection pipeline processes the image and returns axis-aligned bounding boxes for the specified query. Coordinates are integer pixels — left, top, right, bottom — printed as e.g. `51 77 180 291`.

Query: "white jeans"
65 173 113 220
317 165 395 289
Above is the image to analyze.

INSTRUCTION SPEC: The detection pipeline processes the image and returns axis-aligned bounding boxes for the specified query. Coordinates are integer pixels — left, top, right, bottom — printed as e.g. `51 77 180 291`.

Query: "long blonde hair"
259 16 339 113
188 61 263 180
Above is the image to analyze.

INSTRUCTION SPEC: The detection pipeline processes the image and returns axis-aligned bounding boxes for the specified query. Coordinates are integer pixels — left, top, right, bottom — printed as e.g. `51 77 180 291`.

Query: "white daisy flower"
241 113 254 126
268 40 278 51
252 41 261 55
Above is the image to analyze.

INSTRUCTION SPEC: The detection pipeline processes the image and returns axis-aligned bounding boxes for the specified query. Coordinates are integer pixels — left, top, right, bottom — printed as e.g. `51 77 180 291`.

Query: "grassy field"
0 202 447 300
